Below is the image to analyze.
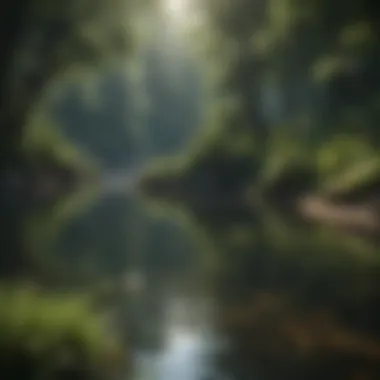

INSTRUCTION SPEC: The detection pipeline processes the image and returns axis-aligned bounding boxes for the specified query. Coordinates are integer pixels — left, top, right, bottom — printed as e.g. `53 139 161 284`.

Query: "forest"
2 0 380 379
142 0 380 232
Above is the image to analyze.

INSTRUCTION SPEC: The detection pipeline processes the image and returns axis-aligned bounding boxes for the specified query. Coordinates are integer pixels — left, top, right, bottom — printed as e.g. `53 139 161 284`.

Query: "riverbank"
296 195 380 234
137 168 380 237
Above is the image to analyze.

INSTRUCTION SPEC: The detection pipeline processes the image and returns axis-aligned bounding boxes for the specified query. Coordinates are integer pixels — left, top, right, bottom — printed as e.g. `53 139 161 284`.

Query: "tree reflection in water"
186 205 380 380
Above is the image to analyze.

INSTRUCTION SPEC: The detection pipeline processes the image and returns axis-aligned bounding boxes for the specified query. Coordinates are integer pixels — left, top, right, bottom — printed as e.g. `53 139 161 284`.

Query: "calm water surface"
16 184 380 380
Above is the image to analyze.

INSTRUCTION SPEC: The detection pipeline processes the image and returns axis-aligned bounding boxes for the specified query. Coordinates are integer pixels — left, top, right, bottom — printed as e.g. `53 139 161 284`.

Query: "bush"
0 285 124 380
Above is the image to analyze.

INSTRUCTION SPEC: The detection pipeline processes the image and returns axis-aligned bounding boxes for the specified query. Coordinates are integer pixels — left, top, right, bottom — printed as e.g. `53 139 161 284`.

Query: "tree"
0 0 153 169
157 0 380 201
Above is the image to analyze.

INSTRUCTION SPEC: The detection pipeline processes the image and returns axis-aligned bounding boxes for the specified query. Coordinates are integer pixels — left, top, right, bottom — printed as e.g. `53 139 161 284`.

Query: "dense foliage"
0 1 154 378
0 285 123 379
0 0 152 170
172 0 380 203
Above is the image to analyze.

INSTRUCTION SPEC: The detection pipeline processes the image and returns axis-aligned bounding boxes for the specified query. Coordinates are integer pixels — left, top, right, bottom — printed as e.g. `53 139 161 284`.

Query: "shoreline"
296 195 380 233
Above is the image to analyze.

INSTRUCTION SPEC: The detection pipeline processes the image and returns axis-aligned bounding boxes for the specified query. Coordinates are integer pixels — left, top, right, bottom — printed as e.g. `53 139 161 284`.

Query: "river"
7 181 380 380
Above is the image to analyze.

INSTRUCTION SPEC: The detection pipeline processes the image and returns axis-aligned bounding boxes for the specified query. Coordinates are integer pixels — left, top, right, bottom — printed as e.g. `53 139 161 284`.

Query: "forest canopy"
155 0 380 204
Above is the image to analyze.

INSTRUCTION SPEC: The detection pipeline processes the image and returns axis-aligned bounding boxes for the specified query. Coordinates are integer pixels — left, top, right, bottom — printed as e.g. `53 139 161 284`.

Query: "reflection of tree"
126 283 167 352
34 194 145 284
0 174 98 279
142 216 198 276
27 192 199 286
218 292 380 380
22 187 99 283
185 205 380 379
112 204 211 354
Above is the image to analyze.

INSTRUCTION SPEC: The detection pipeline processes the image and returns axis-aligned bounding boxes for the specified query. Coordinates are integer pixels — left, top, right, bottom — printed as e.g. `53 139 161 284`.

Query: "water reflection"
19 188 218 380
133 294 217 380
8 184 380 380
192 206 380 380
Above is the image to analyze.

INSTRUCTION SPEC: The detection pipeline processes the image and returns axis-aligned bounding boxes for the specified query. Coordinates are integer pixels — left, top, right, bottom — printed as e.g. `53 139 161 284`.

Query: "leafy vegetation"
0 1 157 377
141 0 380 212
0 0 153 172
0 285 123 380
